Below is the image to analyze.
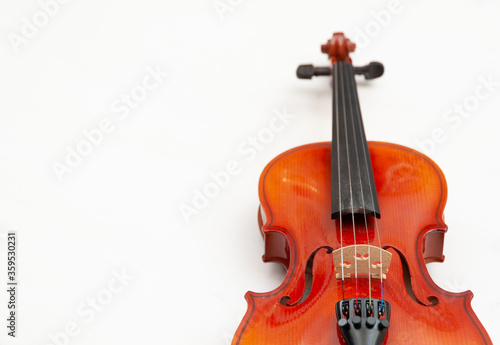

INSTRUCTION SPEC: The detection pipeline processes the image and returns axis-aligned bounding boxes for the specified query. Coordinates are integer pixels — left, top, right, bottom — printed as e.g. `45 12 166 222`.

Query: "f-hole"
279 246 333 307
387 246 439 307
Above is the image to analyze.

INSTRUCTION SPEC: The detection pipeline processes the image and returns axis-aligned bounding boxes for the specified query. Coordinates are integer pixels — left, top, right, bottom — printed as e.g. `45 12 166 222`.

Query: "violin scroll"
321 32 356 63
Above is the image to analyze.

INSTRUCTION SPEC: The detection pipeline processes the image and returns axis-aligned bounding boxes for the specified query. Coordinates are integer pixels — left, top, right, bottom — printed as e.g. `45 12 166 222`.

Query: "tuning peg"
353 62 384 80
296 65 332 79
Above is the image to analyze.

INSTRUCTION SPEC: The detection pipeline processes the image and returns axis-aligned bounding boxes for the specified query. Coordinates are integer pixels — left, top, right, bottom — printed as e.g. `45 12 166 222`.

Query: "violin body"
233 142 491 344
232 33 492 345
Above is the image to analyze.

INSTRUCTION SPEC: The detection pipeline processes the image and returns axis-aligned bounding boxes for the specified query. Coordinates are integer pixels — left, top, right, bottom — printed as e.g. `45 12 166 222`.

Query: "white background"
0 0 499 344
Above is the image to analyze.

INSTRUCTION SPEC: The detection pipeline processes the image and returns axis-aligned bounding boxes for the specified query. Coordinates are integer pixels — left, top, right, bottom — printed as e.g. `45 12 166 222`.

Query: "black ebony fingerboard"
331 62 380 219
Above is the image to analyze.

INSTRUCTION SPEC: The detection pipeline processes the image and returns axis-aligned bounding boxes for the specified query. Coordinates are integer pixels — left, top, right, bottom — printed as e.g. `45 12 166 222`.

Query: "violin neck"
331 61 380 219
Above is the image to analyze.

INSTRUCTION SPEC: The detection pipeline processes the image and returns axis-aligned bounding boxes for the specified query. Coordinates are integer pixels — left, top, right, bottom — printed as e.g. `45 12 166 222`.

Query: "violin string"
350 70 385 314
334 62 346 302
340 62 359 304
345 64 372 307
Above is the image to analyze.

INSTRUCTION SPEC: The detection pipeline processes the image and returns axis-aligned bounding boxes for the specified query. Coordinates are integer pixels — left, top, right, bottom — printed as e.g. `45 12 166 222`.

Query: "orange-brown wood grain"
232 141 492 345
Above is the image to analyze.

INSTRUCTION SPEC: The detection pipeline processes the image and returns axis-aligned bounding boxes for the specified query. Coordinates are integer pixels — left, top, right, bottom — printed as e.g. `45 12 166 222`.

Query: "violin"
231 33 492 345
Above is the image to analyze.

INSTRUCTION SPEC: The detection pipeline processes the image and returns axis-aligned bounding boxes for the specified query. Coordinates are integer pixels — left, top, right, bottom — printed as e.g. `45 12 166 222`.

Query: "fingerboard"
331 62 380 219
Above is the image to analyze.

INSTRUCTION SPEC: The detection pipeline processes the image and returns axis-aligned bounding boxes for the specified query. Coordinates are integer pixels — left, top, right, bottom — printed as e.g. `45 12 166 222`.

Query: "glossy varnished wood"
232 141 492 345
